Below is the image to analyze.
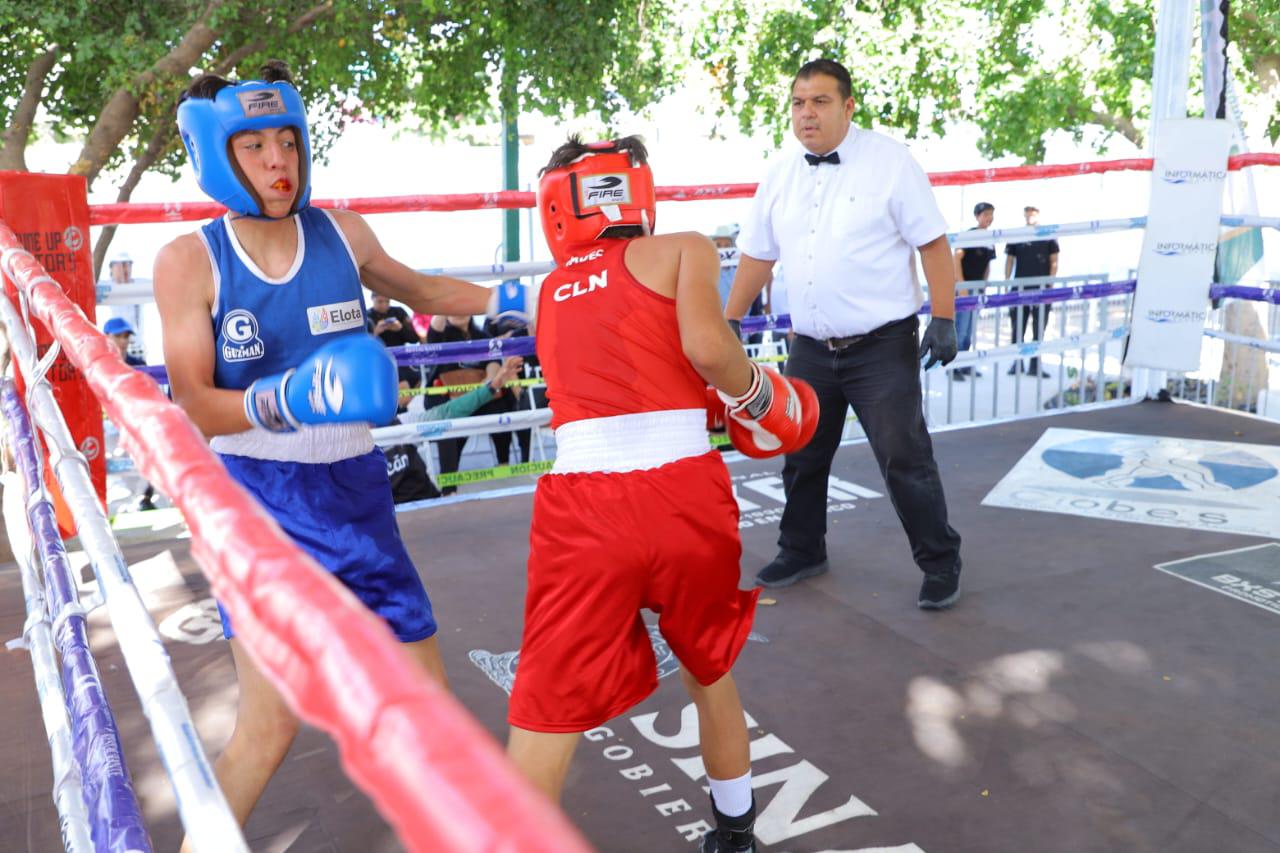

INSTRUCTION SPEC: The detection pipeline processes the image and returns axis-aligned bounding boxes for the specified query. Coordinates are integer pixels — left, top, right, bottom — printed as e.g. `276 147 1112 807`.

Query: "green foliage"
691 0 1280 161
0 0 679 182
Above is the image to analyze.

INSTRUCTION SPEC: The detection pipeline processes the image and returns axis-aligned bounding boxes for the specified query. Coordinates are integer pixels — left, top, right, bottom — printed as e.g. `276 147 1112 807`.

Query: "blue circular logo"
1043 435 1277 492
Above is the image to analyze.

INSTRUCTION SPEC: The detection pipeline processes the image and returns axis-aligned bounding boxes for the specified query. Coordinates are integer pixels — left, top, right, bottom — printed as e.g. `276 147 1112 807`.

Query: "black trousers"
435 393 532 494
778 317 961 576
1008 298 1052 372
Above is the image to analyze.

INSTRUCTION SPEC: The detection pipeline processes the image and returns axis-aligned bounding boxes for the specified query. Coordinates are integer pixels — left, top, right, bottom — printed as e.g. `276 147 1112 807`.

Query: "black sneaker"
701 796 756 853
755 555 829 589
918 566 961 610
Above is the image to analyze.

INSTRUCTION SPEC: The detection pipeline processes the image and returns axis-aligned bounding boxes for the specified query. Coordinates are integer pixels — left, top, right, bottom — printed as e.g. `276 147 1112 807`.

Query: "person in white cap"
108 251 134 284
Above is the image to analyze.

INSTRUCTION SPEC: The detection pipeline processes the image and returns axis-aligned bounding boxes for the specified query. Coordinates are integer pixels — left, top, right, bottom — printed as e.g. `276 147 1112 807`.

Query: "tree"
692 0 1280 161
0 0 679 272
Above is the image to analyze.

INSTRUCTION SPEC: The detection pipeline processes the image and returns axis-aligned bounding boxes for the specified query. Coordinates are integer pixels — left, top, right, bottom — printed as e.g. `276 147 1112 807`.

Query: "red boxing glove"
705 385 727 433
717 362 819 458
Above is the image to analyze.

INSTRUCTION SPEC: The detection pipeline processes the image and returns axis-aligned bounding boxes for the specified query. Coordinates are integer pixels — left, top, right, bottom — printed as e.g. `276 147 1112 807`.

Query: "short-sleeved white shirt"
738 126 947 338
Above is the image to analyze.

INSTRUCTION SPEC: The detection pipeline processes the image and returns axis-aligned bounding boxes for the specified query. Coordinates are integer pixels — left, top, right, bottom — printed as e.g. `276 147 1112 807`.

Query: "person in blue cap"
103 317 146 366
155 60 532 847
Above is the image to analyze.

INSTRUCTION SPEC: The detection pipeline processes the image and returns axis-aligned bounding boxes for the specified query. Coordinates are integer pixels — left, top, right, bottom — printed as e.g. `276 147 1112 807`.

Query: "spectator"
102 316 155 510
426 315 522 493
712 223 766 345
107 251 134 284
385 356 524 503
367 292 422 387
725 58 964 610
104 317 146 367
1003 205 1059 377
951 202 997 380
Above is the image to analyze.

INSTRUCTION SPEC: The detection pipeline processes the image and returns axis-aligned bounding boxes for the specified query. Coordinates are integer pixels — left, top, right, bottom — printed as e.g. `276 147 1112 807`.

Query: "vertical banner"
0 171 104 534
1125 119 1232 372
1201 0 1229 119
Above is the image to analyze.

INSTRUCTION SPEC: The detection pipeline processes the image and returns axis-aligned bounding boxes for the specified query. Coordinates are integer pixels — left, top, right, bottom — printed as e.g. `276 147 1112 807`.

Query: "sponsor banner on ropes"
982 428 1280 538
1155 543 1280 618
1125 118 1232 371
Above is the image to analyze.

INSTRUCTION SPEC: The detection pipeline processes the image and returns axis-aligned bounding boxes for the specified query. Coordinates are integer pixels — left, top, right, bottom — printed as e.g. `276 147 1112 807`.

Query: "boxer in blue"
155 61 529 846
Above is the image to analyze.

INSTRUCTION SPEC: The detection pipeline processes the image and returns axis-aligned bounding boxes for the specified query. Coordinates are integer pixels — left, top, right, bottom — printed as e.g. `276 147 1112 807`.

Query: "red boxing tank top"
536 241 709 429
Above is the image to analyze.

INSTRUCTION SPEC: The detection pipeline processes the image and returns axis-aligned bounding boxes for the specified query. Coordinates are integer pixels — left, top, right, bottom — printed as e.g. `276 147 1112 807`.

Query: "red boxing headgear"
538 139 656 265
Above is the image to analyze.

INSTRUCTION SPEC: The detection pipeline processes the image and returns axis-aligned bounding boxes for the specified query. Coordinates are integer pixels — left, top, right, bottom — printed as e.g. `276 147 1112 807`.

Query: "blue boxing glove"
486 279 534 327
244 335 399 432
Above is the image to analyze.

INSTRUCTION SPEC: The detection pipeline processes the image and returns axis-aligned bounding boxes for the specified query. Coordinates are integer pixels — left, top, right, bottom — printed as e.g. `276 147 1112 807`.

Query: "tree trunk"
0 46 60 172
91 124 178 279
68 0 228 190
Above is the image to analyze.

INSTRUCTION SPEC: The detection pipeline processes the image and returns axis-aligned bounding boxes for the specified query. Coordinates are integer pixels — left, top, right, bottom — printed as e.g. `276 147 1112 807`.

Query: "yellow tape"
403 377 544 397
435 459 555 487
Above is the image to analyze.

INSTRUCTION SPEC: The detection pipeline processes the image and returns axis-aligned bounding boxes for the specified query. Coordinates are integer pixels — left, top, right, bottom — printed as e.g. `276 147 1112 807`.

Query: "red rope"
0 221 590 853
88 153 1280 226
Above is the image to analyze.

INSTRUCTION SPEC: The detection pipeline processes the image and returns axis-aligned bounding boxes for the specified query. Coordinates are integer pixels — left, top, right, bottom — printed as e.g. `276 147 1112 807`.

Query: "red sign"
0 171 104 535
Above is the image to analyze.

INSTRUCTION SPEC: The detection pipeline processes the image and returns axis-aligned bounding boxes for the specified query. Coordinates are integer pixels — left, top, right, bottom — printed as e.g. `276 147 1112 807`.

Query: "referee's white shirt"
738 126 947 338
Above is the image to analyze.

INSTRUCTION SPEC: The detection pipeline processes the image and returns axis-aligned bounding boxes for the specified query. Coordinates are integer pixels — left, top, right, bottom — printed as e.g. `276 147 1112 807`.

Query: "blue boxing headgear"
177 79 312 218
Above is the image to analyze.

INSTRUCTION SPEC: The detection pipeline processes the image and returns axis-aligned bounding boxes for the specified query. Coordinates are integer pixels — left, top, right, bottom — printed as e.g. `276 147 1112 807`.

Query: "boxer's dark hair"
540 134 649 176
793 59 852 101
183 59 296 102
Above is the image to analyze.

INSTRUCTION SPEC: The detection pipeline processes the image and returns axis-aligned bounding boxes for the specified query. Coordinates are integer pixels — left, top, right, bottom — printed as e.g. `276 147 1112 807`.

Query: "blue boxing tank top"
202 207 375 463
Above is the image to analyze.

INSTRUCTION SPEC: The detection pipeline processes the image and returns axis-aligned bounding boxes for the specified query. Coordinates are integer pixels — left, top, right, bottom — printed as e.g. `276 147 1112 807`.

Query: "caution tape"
404 378 543 397
435 459 555 487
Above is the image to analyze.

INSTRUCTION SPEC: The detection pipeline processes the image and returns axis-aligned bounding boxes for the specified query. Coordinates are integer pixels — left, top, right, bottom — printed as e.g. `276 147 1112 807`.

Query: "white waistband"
210 422 374 463
552 409 710 474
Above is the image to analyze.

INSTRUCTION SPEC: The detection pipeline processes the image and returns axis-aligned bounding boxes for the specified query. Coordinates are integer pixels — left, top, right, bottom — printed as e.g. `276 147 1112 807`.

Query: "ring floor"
2 399 1279 852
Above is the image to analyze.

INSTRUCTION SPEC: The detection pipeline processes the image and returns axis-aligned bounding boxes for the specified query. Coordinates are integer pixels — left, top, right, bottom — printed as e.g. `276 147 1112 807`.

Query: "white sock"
709 770 753 818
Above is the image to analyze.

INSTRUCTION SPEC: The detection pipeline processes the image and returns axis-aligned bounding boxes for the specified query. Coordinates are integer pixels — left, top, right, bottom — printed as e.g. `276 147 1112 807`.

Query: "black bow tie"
804 151 840 166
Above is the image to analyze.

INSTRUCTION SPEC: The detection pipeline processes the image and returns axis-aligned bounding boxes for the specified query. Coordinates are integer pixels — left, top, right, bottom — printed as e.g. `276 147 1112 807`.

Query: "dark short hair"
974 202 994 216
183 59 295 103
539 134 649 177
1024 205 1040 212
793 59 852 101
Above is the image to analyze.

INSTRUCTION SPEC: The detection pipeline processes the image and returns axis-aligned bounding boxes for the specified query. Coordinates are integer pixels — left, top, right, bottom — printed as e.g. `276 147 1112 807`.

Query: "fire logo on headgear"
580 173 631 208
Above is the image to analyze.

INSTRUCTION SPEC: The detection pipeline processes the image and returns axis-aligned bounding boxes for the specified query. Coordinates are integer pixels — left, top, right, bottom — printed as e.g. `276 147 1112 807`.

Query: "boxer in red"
506 136 818 852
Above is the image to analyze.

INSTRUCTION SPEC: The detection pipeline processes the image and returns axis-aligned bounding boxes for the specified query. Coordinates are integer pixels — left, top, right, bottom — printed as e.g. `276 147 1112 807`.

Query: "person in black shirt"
1003 205 1059 376
425 315 522 494
951 202 997 380
367 293 422 387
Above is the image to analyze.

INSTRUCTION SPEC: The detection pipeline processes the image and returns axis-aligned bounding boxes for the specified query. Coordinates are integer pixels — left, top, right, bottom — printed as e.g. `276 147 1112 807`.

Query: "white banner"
1125 118 1232 371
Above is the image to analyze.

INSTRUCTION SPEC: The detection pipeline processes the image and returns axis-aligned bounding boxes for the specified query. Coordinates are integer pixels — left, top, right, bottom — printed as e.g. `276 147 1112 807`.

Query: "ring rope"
0 381 152 852
85 153 1280 226
0 465 94 853
0 217 592 853
0 291 247 850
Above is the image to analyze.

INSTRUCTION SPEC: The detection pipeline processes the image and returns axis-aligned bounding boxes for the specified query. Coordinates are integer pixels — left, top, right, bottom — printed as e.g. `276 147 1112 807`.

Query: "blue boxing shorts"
215 449 437 643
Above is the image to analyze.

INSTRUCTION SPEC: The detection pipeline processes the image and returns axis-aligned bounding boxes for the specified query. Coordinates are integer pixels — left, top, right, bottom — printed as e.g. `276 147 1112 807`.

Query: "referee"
725 58 964 610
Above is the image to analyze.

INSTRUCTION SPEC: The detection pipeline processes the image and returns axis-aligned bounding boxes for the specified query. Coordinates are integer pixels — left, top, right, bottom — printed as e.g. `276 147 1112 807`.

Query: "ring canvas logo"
470 627 921 849
580 173 631 208
307 299 364 335
220 309 264 362
982 428 1280 538
1155 544 1280 618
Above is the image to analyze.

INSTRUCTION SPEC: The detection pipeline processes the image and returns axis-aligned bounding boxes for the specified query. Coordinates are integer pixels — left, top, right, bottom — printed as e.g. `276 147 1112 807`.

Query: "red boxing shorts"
509 450 759 732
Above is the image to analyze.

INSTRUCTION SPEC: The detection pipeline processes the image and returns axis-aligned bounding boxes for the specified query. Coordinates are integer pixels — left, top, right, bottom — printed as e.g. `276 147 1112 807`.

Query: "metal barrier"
1165 289 1280 418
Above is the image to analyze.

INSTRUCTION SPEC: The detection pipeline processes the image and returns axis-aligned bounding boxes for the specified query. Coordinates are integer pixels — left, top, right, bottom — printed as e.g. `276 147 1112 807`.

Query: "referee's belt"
809 315 916 351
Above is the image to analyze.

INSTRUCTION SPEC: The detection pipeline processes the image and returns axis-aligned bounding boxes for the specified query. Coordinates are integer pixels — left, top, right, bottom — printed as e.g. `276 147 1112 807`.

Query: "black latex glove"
919 317 958 370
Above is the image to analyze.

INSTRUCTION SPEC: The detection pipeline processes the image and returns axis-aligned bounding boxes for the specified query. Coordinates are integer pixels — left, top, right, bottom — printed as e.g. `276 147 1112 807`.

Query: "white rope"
0 292 248 853
0 472 93 853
